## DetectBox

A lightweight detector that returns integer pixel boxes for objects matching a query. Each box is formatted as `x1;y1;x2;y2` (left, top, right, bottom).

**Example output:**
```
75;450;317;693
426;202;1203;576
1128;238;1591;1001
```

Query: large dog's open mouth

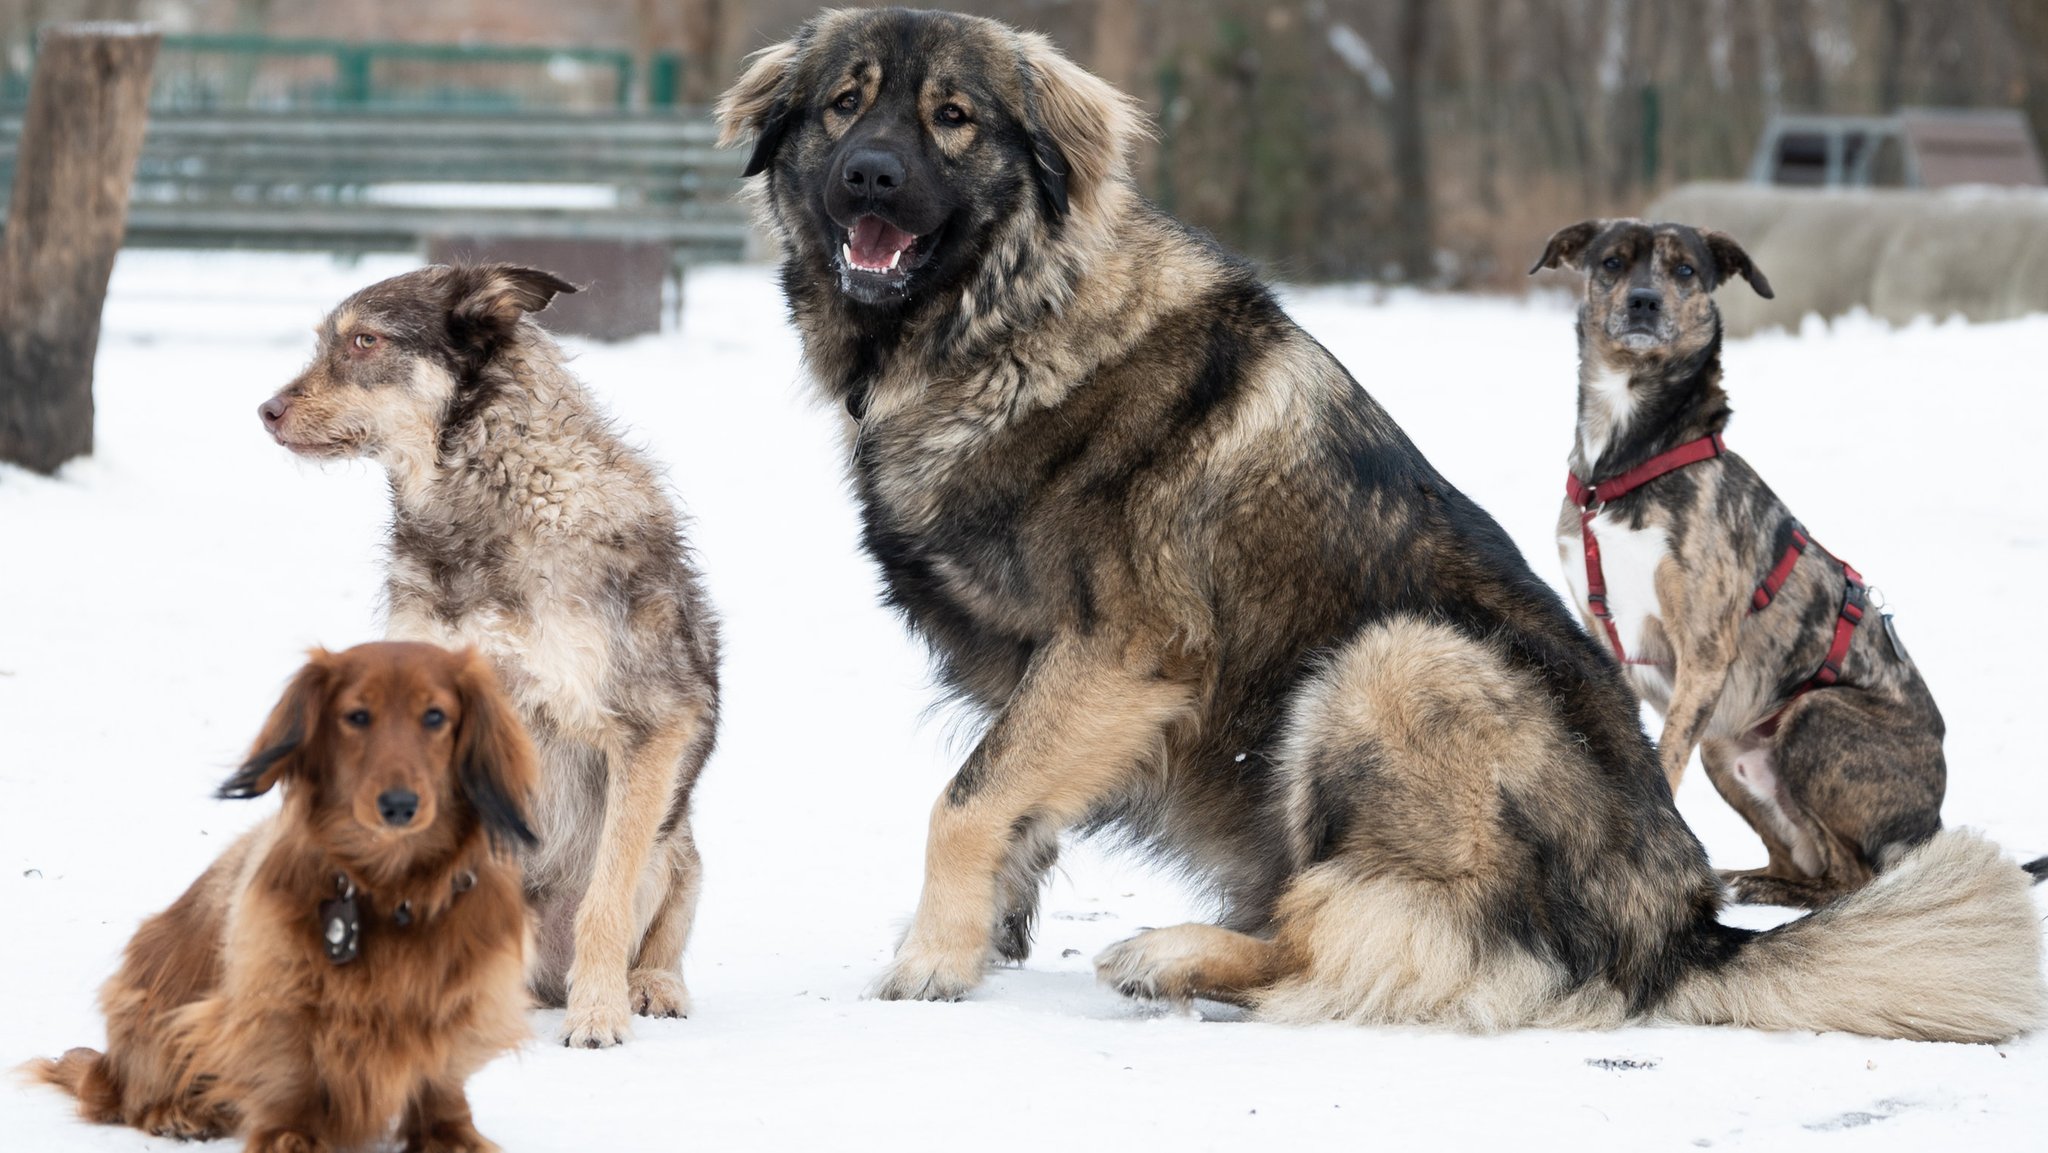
836;214;939;292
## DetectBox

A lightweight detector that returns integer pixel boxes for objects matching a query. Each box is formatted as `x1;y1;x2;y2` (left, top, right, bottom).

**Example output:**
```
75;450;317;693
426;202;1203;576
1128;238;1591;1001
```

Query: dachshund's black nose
377;790;419;827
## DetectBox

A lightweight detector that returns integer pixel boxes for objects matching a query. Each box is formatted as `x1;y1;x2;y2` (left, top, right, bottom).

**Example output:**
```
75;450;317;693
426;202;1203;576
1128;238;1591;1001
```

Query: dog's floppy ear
220;652;333;799
451;649;539;853
1529;220;1604;275
1015;30;1144;220
1702;229;1774;299
449;263;577;334
718;38;802;178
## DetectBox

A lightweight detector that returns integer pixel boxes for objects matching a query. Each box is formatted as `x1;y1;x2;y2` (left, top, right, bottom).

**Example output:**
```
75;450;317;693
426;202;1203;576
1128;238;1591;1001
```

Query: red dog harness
1566;433;1866;710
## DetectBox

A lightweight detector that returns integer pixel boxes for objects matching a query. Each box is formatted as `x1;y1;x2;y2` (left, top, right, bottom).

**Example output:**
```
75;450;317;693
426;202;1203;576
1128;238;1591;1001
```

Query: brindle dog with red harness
1531;218;1958;908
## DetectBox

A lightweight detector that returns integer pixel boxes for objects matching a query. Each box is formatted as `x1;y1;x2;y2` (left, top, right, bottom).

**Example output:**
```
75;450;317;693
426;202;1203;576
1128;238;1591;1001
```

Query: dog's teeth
885;248;902;271
842;243;854;268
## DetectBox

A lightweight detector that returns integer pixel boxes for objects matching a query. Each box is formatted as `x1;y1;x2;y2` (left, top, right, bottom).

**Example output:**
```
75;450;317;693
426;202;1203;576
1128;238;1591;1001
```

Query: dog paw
869;942;986;1002
1094;930;1194;1004
140;1101;231;1141
628;968;691;1019
560;990;632;1049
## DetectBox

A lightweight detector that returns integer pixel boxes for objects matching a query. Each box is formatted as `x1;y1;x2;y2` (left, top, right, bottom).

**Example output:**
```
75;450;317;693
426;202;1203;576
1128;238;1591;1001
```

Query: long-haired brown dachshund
30;642;538;1152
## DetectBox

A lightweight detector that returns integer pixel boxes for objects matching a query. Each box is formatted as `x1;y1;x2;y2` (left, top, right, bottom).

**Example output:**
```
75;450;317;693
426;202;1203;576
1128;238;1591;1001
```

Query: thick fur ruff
724;10;2047;1042
29;643;536;1150
260;264;721;1048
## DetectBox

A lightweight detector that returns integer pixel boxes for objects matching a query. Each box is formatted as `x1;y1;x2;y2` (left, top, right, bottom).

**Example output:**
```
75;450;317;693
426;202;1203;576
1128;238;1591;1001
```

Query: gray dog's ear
1702;230;1774;299
719;39;802;178
1016;30;1144;219
450;264;577;331
1529;220;1604;275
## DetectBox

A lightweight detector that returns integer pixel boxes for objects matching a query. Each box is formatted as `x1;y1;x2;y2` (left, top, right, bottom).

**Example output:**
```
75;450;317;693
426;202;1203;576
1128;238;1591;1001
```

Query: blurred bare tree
2;0;2038;285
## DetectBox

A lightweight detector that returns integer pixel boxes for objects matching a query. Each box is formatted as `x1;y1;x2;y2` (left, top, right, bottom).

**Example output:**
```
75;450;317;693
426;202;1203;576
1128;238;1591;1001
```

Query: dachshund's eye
831;90;860;113
344;709;371;728
1674;264;1695;279
422;708;446;730
935;103;968;126
351;332;379;351
1601;256;1624;272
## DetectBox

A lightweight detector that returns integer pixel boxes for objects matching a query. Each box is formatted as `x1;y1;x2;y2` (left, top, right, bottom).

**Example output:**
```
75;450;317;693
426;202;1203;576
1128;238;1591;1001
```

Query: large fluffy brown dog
258;265;721;1048
32;642;535;1152
719;7;2045;1039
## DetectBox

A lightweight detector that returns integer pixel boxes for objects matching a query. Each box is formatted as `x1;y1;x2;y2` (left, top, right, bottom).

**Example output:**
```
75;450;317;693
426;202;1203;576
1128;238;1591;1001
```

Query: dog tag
319;894;361;965
1882;612;1912;663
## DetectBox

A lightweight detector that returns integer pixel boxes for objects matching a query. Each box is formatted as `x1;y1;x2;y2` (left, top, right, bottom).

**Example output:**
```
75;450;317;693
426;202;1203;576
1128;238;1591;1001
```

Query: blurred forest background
4;0;2044;286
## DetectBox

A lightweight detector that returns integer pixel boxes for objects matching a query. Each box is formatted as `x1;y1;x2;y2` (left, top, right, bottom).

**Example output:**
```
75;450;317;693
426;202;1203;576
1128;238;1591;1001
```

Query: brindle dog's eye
352;333;379;350
1674;264;1695;278
832;91;860;113
936;104;968;126
345;709;371;727
422;708;446;729
1601;256;1624;272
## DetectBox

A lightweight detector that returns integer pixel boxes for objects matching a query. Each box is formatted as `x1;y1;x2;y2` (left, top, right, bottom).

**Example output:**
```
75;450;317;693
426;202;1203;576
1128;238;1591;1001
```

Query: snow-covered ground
3;253;2045;1151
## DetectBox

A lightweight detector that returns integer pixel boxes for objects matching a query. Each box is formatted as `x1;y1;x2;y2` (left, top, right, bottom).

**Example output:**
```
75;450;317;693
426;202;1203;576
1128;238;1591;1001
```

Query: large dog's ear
718;39;802;178
451;650;539;853
1015;31;1144;220
1702;230;1774;299
220;652;333;799
1529;220;1604;275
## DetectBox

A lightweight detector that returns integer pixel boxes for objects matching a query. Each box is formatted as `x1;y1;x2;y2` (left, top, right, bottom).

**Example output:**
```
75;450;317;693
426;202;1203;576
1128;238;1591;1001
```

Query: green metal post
1641;85;1660;186
336;44;370;106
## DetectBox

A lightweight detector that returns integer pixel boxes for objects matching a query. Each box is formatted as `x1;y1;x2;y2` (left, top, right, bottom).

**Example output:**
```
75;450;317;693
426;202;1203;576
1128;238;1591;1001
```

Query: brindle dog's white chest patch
1560;512;1672;684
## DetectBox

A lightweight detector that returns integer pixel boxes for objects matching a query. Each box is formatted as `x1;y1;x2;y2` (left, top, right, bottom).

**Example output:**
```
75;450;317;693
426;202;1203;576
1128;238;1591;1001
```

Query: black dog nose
1626;289;1662;314
377;790;419;827
841;147;906;198
258;396;290;428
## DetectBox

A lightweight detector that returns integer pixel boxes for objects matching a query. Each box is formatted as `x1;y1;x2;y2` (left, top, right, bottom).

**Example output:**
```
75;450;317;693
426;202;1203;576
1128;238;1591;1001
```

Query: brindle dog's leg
1701;736;1840;908
874;635;1193;1001
1653;565;1743;793
561;709;706;1047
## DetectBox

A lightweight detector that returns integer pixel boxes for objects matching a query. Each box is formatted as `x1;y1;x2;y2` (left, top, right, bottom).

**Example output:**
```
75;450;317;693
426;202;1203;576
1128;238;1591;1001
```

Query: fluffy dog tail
23;1047;121;1119
1660;829;2047;1042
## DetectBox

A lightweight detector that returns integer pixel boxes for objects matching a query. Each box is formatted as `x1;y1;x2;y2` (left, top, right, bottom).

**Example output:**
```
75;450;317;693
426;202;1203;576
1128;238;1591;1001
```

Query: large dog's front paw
247;1129;327;1153
628;967;691;1019
560;980;632;1048
870;941;986;1002
140;1099;232;1142
406;1120;501;1153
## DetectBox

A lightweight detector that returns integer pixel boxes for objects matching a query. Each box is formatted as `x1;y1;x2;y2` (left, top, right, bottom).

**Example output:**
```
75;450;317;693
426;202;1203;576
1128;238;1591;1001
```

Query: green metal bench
0;108;752;266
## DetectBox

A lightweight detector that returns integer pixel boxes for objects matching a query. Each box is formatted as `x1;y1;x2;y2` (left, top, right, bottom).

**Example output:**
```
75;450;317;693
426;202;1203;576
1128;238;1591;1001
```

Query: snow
3;253;2045;1151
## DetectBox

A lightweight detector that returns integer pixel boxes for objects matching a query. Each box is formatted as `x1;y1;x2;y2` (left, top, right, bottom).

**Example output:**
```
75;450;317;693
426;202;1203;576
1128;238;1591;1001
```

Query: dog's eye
344;709;371;728
1601;256;1624;272
422;708;446;730
352;333;379;351
1674;264;1695;279
831;91;860;113
935;103;968;126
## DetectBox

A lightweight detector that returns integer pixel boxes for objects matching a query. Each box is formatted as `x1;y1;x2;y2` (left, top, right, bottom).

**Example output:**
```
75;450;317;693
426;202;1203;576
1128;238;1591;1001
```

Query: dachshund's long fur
30;643;536;1152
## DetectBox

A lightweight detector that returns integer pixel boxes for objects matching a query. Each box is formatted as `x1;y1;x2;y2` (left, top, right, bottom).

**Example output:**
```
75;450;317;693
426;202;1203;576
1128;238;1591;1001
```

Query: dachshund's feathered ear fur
221;652;333;799
452;650;539;852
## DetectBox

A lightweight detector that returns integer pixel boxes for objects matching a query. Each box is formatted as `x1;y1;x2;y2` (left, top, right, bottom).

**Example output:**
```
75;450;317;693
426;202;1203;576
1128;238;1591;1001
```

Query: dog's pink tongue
849;215;916;269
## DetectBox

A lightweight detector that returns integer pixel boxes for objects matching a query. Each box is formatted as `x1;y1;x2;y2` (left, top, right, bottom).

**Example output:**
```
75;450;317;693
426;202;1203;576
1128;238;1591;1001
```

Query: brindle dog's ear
718;39;802;178
1016;30;1144;220
220;652;333;799
1529;220;1604;275
451;650;539;853
1702;230;1774;299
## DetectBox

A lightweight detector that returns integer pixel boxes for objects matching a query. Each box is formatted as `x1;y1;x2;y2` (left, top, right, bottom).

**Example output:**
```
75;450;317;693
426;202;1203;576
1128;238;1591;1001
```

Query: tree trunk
0;23;157;475
1388;0;1434;282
